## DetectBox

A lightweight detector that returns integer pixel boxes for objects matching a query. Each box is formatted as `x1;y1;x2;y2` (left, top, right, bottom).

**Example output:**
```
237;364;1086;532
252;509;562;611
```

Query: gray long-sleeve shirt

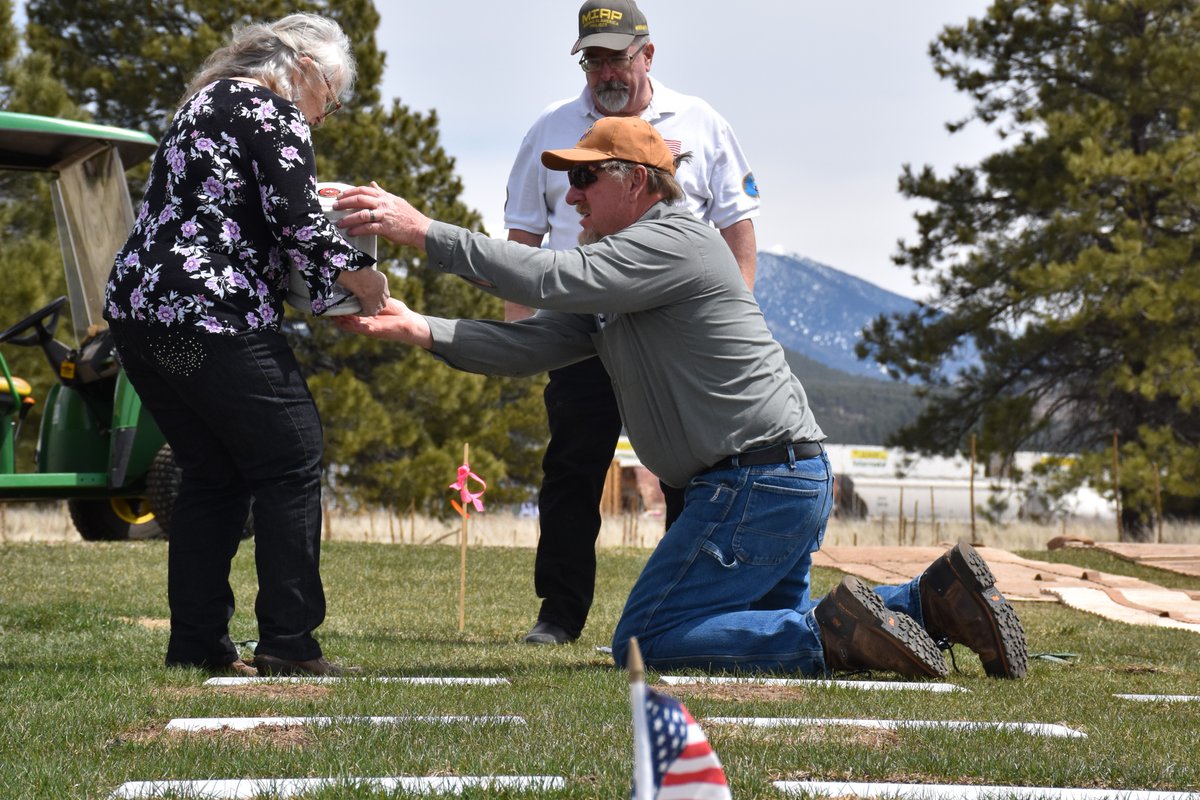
422;202;823;487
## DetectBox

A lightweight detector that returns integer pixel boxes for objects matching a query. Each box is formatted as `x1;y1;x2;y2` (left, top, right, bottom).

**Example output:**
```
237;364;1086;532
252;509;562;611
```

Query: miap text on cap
571;0;650;54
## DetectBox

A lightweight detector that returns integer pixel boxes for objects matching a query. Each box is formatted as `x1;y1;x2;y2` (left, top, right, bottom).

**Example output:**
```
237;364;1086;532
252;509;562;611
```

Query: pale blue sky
374;1;998;298
12;0;998;298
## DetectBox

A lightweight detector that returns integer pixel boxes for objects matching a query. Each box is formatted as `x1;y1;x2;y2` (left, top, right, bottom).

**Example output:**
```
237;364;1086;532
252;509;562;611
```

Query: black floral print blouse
105;79;374;334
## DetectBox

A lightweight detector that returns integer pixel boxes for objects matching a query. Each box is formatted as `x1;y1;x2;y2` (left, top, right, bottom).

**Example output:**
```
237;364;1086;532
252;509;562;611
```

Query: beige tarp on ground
812;544;1200;634
1093;542;1200;578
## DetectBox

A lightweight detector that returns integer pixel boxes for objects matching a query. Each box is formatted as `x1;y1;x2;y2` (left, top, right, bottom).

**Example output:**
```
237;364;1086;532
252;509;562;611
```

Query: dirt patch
117;616;170;630
210;683;334;701
110;721;315;749
666;683;815;703
721;723;902;750
777;767;939;785
1117;663;1176;675
107;722;170;749
154;683;334;702
176;724;316;748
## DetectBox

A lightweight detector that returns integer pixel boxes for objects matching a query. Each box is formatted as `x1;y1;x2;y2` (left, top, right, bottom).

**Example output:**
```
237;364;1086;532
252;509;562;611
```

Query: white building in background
610;438;1114;521
825;444;1114;522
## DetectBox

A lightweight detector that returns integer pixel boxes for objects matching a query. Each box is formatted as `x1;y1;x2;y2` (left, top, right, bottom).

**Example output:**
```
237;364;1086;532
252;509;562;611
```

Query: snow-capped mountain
754;251;923;381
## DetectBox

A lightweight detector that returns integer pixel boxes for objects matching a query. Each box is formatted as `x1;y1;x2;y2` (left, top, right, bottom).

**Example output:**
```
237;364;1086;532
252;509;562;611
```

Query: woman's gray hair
600;151;692;203
181;13;356;109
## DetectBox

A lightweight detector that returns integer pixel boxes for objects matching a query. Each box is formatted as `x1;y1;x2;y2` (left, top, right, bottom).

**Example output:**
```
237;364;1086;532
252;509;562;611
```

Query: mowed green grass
1;539;1198;799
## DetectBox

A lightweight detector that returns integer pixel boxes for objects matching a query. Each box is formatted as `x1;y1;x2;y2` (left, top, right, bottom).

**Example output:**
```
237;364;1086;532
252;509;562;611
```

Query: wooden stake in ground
970;434;979;545
1112;430;1123;541
448;444;486;632
627;638;654;800
1152;461;1163;544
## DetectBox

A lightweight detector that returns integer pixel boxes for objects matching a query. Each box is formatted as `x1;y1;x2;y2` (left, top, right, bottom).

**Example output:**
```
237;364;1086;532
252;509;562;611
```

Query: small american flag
633;685;732;799
663;138;682;156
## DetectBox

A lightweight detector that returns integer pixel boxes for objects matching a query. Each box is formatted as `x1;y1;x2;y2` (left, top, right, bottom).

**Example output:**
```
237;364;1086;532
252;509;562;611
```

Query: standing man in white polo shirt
504;0;761;645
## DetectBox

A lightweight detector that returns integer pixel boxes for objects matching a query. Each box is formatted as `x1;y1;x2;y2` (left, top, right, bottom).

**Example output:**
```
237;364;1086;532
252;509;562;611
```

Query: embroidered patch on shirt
743;172;760;198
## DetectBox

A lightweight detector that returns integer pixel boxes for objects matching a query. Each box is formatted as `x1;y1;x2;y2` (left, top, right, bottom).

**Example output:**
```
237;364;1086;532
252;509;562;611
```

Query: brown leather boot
165;657;258;677
920;542;1028;678
253;654;361;677
816;576;948;679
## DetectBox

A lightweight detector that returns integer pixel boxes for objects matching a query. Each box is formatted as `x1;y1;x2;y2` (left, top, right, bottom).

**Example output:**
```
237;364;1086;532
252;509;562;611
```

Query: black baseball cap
571;0;650;55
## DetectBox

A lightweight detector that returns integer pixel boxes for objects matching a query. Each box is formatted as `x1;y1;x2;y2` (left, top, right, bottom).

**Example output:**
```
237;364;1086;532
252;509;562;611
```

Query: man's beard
578;228;603;245
577;204;603;245
594;80;630;114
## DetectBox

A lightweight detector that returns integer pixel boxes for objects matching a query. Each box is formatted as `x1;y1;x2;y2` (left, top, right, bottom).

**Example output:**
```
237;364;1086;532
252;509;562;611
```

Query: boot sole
944;543;1029;678
827;577;949;678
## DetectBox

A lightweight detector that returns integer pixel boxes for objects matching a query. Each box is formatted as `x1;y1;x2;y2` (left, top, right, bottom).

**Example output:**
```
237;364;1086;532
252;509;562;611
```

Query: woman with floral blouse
104;12;387;677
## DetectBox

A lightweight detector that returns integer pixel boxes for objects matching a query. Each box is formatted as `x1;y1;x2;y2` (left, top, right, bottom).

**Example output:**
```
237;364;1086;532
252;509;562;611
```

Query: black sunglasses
567;165;600;190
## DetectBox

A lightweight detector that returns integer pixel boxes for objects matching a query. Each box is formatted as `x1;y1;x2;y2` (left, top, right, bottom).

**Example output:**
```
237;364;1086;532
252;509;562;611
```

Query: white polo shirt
504;77;760;250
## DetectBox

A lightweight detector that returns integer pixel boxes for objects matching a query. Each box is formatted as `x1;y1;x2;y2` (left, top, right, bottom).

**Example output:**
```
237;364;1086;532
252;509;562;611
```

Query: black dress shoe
253;654;360;676
523;620;576;645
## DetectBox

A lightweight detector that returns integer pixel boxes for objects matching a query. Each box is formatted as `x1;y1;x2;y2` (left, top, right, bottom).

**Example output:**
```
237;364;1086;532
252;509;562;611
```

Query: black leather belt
707;440;823;472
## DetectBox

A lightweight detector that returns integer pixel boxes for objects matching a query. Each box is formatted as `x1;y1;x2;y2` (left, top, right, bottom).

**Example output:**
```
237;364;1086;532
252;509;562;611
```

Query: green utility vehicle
0;110;183;540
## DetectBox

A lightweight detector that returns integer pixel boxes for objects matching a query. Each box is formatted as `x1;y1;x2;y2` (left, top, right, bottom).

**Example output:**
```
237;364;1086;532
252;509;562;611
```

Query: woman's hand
335;266;389;316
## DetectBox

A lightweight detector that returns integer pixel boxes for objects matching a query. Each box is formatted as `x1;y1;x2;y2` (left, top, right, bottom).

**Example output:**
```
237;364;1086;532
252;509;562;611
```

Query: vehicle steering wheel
0;296;68;347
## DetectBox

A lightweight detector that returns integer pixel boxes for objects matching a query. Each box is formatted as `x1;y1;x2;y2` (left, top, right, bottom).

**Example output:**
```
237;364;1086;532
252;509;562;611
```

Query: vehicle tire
146;445;254;540
68;497;159;541
146;445;182;538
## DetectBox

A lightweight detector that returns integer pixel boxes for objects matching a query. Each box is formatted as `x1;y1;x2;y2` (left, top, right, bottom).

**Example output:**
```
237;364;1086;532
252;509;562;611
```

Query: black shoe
920;541;1028;678
253;654;360;677
523;621;576;645
816;576;948;679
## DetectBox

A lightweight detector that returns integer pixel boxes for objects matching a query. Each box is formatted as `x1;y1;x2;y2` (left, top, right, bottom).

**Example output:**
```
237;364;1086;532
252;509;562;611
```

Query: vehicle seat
70;327;120;385
1;375;34;415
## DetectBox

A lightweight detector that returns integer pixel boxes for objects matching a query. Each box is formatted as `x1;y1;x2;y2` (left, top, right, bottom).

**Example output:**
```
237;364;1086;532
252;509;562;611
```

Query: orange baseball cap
541;116;675;174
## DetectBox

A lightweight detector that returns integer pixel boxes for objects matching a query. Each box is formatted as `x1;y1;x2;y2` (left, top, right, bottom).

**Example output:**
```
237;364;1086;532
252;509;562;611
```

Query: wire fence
4;501;1198;550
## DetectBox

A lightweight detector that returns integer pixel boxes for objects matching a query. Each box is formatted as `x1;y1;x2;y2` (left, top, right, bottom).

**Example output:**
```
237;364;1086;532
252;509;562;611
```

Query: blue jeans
611;452;923;675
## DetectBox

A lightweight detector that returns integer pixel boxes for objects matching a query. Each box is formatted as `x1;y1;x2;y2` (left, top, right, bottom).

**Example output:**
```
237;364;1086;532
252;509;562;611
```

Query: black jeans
111;323;326;666
535;357;683;638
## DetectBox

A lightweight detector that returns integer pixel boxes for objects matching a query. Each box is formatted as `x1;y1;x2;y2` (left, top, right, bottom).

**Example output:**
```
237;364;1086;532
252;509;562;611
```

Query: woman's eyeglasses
320;73;342;118
303;55;342;121
567;165;600;190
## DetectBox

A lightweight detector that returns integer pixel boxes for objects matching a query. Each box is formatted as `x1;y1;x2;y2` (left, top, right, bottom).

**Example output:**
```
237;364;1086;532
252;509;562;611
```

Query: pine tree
0;0;15;67
19;0;547;512
857;0;1200;539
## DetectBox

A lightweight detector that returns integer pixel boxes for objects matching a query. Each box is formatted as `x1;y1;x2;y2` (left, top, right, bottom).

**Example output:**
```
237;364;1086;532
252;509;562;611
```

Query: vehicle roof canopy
0;110;157;172
0;111;156;341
